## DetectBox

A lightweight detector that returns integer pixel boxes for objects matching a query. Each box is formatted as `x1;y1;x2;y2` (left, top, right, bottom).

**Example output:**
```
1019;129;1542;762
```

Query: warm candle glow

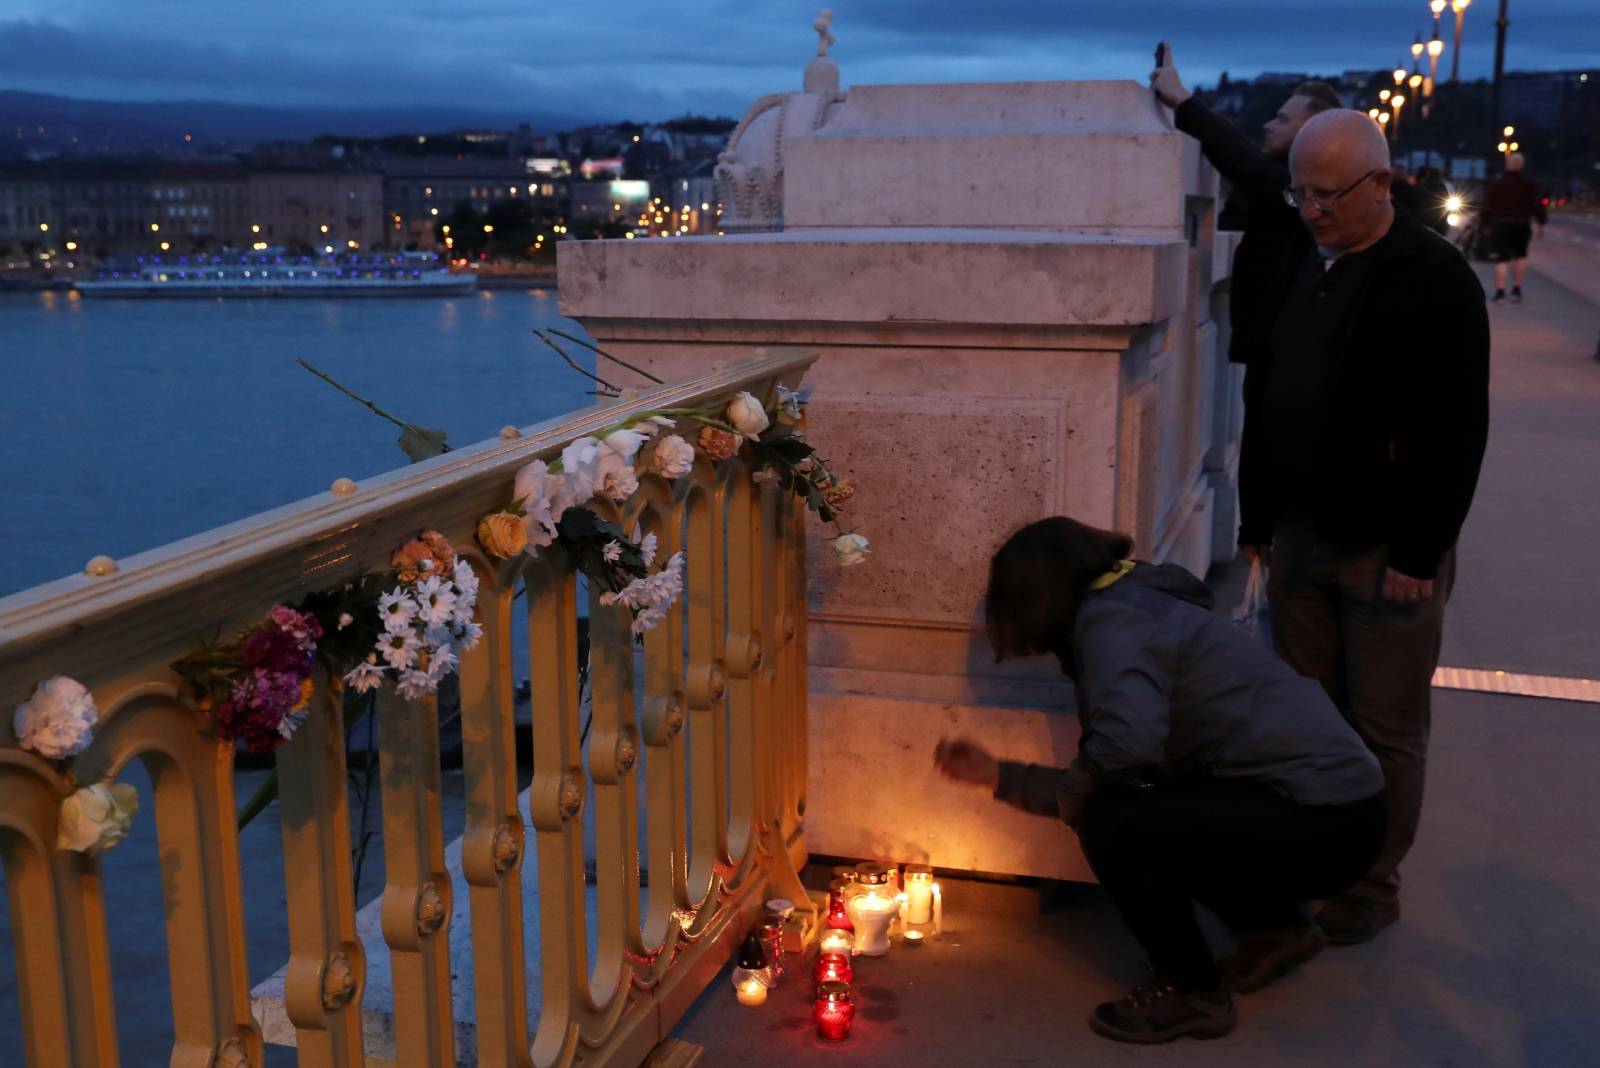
736;977;768;1006
902;929;926;947
932;883;944;934
813;982;856;1041
904;865;934;924
814;951;855;986
846;886;899;956
819;928;855;956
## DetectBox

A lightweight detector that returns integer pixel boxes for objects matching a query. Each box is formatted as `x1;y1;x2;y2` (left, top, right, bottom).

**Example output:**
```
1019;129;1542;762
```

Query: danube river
1;287;593;598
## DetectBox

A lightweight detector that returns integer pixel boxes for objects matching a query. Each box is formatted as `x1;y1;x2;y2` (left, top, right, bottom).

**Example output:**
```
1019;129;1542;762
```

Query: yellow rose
477;511;528;559
58;782;139;857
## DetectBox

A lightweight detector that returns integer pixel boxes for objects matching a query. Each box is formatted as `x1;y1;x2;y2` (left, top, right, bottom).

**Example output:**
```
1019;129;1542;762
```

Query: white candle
819;928;855;956
904;869;934;925
735;977;768;1006
846;888;899;956
932;882;943;934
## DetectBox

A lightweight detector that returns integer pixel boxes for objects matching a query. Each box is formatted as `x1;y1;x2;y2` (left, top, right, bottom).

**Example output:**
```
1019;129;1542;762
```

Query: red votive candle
813;981;856;1041
825;888;855;933
813;951;854;987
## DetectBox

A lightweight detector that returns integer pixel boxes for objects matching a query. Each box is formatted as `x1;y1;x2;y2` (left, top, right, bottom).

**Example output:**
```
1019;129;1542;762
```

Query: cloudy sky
2;1;1595;121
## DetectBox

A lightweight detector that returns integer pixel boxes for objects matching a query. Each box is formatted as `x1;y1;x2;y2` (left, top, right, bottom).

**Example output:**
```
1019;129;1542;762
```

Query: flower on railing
339;531;482;699
173;605;323;753
11;675;100;760
58;781;139;857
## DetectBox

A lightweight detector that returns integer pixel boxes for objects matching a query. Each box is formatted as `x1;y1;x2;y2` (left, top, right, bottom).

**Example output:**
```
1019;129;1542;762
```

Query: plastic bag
1232;557;1274;650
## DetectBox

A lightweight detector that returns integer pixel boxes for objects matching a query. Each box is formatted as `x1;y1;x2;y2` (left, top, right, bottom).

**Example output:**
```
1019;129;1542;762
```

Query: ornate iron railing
0;350;818;1067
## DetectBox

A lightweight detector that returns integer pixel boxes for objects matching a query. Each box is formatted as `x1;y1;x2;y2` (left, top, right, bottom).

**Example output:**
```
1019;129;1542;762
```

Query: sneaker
1316;894;1400;945
1511;286;1523;302
1492;290;1506;304
1089;969;1236;1045
1219;923;1326;993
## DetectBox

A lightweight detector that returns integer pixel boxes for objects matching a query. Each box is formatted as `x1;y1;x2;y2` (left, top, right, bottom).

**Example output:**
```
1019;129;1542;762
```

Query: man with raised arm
1149;44;1343;379
1240;109;1490;945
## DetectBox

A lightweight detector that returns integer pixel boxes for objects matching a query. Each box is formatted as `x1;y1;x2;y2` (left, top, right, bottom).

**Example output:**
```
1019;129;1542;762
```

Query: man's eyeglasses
1283;170;1382;212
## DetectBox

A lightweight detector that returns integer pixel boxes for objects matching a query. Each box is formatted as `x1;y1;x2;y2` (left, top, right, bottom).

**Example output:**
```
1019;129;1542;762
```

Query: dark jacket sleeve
1173;97;1290;200
1386;250;1491;579
994;757;1099;827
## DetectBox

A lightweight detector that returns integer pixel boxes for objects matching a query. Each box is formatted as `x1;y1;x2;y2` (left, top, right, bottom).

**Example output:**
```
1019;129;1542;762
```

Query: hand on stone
1149;43;1192;109
1382;566;1435;604
934;737;999;790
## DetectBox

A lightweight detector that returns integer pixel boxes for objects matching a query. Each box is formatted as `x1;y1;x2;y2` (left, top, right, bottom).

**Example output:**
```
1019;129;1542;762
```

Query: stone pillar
559;71;1234;881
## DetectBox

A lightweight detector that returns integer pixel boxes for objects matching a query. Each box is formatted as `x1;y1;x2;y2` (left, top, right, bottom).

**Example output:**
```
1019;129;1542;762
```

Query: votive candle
735;977;768;1006
932;882;943;934
903;864;934;925
819;928;855;956
813;981;856;1041
813;951;854;986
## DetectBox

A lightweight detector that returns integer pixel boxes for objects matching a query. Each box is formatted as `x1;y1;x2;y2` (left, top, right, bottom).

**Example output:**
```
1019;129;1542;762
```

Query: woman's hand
934;737;1000;790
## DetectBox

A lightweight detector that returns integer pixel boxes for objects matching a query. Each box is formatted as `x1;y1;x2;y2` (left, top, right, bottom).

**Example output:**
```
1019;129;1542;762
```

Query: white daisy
414;575;458;627
378;589;419;634
343;658;386;693
377;630;422;671
397;669;435;701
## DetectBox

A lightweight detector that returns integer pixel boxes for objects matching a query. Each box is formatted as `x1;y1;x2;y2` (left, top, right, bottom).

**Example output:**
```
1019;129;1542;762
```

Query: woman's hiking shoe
1219;923;1327;993
1317;893;1400;945
1089;970;1236;1044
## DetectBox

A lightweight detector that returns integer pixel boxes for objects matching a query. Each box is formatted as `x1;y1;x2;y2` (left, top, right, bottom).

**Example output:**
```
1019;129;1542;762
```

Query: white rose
12;675;99;760
651;434;695;479
57;782;138;857
595;450;639;502
831;533;871;567
725;391;771;440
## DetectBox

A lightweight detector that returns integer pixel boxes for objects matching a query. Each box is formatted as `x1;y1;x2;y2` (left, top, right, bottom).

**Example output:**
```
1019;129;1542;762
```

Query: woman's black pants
1076;779;1386;991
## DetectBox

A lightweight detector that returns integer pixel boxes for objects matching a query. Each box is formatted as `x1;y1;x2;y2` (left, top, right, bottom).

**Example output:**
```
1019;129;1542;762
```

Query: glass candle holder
731;932;769;1005
813;951;854;987
903;864;934;925
813;981;856;1041
755;915;787;986
825;885;855;933
819;927;855;957
845;876;898;957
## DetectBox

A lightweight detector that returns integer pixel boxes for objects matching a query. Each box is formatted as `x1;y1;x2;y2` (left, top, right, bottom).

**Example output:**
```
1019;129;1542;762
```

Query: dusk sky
3;1;1596;121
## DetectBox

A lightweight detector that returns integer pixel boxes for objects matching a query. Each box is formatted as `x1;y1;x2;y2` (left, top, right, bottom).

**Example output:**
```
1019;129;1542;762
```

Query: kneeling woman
935;517;1384;1044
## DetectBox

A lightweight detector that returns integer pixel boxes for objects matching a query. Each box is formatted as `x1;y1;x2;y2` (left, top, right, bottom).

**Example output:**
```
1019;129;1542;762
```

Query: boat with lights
74;249;476;297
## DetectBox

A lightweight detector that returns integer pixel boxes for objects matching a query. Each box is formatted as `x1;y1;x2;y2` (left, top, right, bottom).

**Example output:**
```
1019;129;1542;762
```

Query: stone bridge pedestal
560;74;1241;882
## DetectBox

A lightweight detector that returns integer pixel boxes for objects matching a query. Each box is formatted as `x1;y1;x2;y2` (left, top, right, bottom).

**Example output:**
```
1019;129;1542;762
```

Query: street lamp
1392;93;1408;140
1412;34;1425;61
1380;88;1393;103
1450;0;1471;84
1502;124;1516;138
1431;0;1448;17
1393;66;1408;86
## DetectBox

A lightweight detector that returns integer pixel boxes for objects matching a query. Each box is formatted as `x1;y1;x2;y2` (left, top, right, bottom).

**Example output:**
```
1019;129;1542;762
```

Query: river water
0;287;593;598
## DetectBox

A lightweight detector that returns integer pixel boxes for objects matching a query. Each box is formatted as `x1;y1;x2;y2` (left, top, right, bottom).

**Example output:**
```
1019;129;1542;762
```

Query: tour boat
74;250;477;298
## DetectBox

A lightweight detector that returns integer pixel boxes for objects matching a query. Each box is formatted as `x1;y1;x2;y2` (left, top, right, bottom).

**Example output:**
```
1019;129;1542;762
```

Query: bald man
1483;152;1548;302
1237;110;1489;947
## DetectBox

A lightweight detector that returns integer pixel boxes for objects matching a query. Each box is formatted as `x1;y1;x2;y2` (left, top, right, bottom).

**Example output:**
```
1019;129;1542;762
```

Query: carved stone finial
813;9;835;57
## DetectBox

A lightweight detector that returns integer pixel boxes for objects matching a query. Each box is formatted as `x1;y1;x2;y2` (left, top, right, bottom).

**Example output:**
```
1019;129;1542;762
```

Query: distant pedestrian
937;516;1385;1045
1240;110;1490;946
1483;153;1548;303
1148;44;1342;371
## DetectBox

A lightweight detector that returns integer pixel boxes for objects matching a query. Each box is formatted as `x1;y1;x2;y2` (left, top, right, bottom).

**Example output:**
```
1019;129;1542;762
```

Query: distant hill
0;89;583;156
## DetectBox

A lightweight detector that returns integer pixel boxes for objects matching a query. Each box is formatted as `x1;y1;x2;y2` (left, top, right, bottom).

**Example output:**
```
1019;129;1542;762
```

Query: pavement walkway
674;260;1600;1066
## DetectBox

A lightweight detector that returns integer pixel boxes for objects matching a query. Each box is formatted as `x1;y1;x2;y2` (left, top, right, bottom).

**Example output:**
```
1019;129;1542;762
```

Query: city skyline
3;1;1596;123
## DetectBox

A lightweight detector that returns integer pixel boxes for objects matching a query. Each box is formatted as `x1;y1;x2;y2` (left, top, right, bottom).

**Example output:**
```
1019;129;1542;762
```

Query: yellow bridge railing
0;350;818;1067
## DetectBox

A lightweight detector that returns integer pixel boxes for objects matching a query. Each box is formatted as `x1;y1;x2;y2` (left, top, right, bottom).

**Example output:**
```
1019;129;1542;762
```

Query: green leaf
398;423;450;463
237;771;279;830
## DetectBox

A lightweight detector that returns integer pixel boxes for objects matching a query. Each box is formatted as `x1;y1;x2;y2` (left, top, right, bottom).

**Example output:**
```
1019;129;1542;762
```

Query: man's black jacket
1238;212;1490;581
1174;96;1308;367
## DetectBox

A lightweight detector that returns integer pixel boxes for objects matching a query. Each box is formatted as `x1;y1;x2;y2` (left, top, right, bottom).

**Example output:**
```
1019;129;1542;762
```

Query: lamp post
1450;0;1471;84
1392;93;1408;142
1490;0;1510;133
1427;30;1445;96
